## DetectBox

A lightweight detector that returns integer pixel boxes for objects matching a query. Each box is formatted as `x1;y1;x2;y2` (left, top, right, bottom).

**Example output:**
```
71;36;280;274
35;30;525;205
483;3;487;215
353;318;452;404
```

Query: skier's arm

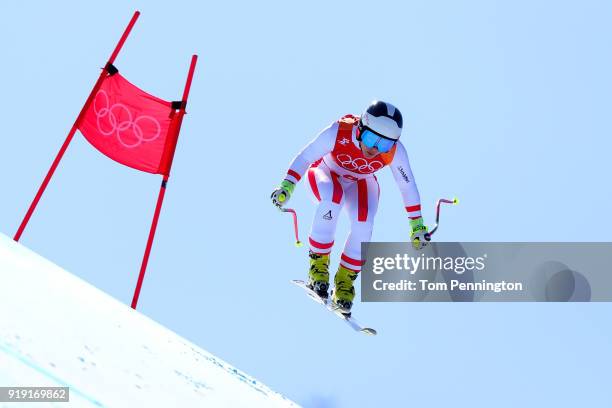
390;141;422;216
271;123;336;208
389;142;429;249
283;123;337;184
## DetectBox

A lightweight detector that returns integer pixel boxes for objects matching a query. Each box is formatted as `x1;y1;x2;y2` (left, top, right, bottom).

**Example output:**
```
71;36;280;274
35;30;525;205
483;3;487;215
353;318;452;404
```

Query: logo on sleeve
398;167;410;183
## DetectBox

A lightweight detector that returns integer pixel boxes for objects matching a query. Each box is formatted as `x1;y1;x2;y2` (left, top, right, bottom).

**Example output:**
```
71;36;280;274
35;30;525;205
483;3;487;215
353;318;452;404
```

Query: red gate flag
78;71;178;175
14;10;198;310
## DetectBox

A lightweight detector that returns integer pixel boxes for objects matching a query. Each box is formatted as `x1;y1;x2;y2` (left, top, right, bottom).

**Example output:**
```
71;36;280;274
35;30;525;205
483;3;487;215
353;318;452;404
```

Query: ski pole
428;197;459;237
280;207;303;247
279;197;456;247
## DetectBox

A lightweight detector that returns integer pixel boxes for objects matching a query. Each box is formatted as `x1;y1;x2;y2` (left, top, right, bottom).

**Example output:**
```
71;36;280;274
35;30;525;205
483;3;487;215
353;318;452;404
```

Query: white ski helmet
359;100;403;141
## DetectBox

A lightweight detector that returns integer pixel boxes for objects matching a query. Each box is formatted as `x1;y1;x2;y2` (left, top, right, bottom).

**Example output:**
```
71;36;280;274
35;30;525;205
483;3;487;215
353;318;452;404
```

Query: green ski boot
332;265;358;315
307;251;330;299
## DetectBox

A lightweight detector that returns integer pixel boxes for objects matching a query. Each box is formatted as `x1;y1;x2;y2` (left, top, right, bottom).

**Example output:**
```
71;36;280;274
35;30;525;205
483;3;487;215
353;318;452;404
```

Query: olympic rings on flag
93;90;162;148
335;154;383;174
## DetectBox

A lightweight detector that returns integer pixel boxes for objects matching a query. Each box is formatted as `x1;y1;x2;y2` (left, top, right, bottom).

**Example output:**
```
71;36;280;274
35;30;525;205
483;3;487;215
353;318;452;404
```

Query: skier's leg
308;162;344;253
306;161;345;297
333;176;380;311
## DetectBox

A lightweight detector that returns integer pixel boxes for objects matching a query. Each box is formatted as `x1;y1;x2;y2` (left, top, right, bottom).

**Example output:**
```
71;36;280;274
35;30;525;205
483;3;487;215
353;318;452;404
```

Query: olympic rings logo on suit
93;90;162;148
335;153;383;174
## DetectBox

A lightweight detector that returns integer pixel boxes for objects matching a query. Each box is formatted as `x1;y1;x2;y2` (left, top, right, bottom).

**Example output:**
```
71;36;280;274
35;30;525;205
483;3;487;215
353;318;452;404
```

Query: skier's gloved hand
410;217;430;250
271;180;295;208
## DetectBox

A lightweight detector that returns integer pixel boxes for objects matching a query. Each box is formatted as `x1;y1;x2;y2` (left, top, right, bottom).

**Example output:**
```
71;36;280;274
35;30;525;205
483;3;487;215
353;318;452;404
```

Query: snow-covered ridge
0;233;297;407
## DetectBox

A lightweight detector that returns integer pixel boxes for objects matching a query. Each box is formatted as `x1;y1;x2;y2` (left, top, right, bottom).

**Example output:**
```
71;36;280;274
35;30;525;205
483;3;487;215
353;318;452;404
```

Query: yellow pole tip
295;241;303;247
453;197;459;205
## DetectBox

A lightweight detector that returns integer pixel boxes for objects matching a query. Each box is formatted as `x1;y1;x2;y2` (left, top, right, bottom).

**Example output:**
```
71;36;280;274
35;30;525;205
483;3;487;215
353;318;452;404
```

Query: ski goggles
360;129;396;153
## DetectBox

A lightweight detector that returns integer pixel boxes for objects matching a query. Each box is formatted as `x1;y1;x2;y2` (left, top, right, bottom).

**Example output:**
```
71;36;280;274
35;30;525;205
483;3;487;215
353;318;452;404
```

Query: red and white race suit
284;115;423;273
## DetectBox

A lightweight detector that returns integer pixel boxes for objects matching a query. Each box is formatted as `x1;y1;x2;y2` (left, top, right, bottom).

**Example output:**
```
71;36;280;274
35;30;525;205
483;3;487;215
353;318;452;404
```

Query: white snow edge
0;233;298;408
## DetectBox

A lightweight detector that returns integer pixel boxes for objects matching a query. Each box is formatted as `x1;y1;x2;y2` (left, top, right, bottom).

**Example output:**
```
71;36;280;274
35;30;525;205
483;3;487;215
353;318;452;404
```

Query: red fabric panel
331;172;343;204
406;204;422;213
341;253;364;267
357;178;368;221
287;169;301;181
308;168;321;201
336;118;353;142
79;73;174;174
309;237;334;250
330;115;389;175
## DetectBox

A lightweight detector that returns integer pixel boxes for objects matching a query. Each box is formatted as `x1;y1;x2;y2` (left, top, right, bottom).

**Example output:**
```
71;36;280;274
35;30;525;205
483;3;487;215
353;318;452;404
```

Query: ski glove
271;180;295;208
410;217;430;250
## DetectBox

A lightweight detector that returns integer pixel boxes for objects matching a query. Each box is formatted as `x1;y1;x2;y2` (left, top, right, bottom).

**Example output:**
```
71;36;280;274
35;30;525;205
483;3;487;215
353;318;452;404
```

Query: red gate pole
14;11;141;242
131;55;198;310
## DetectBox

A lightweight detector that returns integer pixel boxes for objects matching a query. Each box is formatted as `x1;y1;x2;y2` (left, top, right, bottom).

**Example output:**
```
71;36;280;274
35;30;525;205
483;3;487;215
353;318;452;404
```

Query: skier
271;101;429;314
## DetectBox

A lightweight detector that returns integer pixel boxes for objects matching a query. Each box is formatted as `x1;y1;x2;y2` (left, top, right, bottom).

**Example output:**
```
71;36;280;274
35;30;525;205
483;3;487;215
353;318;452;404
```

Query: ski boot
307;251;330;299
332;265;358;316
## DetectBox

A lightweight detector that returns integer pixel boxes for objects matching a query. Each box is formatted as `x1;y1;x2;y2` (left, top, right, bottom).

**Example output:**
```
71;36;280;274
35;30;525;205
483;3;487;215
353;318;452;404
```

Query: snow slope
0;233;297;407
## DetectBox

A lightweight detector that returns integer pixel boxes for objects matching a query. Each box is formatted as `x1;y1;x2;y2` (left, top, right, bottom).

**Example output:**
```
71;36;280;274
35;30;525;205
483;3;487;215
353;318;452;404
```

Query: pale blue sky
1;1;611;407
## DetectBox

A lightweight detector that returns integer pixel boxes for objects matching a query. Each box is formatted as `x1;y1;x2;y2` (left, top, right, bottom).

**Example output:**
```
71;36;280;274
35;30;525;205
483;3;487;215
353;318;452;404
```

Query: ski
291;280;377;336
